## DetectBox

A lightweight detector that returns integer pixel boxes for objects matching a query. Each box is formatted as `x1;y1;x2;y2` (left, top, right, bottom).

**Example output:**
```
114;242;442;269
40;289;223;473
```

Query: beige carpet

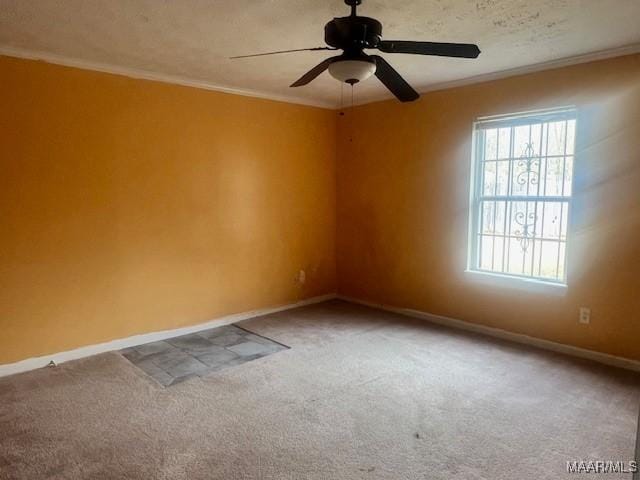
1;300;638;479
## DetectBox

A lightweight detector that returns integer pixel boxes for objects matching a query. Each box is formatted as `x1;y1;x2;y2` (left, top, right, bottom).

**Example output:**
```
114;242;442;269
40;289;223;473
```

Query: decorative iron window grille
468;107;577;284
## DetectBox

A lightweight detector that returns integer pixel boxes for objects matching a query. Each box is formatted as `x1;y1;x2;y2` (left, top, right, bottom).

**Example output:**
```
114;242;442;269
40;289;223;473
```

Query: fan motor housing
324;16;382;52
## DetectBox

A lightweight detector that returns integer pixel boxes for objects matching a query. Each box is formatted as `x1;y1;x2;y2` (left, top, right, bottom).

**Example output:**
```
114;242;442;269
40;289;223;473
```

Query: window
468;107;577;285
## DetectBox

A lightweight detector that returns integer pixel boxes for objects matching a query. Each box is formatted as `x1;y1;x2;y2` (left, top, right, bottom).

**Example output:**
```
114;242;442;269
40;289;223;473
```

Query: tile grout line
232;324;291;350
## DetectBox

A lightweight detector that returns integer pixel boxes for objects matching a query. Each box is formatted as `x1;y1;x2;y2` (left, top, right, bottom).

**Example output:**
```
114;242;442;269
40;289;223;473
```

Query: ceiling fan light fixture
328;59;376;84
232;0;481;102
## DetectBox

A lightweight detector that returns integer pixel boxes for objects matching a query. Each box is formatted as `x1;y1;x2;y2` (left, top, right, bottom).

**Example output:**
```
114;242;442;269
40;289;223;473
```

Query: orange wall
0;56;336;364
337;54;640;361
3;53;639;366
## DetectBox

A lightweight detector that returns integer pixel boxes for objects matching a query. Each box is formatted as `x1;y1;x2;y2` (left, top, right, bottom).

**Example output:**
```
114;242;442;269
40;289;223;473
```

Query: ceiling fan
231;0;481;102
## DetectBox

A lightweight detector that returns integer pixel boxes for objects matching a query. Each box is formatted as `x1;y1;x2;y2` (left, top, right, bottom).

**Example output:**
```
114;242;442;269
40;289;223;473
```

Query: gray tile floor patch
120;325;288;387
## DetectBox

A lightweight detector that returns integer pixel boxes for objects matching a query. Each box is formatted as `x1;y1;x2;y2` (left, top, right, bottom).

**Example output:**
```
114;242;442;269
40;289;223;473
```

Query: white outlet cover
579;307;591;324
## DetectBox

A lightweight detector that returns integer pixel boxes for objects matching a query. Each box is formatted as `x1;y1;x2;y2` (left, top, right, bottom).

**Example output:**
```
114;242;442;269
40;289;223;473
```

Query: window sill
464;269;568;296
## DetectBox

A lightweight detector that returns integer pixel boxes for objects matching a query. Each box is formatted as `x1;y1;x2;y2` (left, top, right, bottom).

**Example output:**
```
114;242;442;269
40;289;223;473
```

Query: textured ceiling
1;0;639;107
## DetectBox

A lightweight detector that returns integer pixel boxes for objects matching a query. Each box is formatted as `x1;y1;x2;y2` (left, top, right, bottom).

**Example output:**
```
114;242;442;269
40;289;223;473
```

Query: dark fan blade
377;41;480;58
290;56;338;87
371;55;419;102
230;47;334;59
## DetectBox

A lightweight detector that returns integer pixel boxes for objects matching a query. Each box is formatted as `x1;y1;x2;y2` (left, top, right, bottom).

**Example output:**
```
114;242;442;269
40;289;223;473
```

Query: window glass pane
496;161;510;196
513;125;530;159
480;235;493;270
497;127;511;160
530;123;542;157
563;156;573;197
493;236;505;272
481;201;495;234
566;119;576;155
531;238;542;277
493;201;506;235
544;157;564;196
560;203;569;240
542;202;563;239
557;243;567;280
522;235;535;275
539;240;560;279
511;168;533;197
547;121;567;156
484;129;497;160
511;159;527;196
505;237;525;275
482;161;496;196
508;201;536;239
540;123;548;158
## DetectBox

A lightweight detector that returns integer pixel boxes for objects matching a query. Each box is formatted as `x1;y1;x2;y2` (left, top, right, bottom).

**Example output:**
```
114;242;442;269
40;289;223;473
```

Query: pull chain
349;83;354;142
351;82;354;109
338;81;355;141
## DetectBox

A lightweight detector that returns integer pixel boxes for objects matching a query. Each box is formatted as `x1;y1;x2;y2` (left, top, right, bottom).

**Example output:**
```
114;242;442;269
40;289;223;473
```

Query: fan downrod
344;0;362;16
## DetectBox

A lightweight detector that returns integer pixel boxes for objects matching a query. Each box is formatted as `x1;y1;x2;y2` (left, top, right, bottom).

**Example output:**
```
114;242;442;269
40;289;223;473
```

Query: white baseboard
5;293;637;378
337;295;640;373
0;293;337;378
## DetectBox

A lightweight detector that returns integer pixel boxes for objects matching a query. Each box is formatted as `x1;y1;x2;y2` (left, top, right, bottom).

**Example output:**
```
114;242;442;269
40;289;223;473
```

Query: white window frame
467;107;577;287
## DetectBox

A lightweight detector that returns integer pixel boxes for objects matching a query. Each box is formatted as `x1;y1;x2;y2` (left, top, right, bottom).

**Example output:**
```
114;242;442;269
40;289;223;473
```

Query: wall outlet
297;270;306;285
579;307;591;324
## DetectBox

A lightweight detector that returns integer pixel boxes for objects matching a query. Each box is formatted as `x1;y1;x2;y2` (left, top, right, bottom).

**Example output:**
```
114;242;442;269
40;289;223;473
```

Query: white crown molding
0;45;336;110
352;43;640;107
337;295;640;372
0;293;337;378
2;43;639;111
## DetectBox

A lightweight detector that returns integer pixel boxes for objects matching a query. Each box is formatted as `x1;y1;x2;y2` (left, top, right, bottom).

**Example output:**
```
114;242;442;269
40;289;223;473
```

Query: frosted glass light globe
328;60;376;84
